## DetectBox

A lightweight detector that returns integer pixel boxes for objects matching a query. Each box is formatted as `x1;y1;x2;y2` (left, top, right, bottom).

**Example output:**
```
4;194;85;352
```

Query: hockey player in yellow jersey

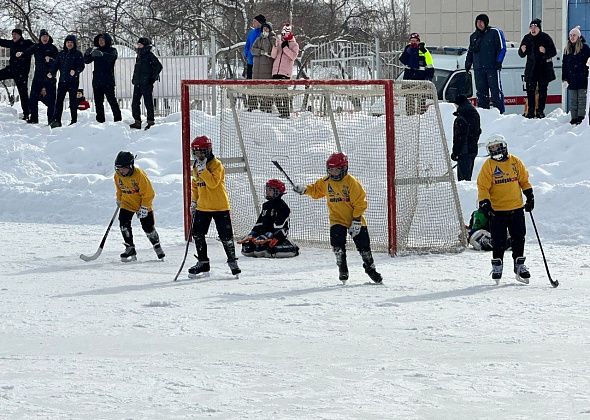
293;152;382;284
477;135;534;284
188;136;240;278
114;151;165;262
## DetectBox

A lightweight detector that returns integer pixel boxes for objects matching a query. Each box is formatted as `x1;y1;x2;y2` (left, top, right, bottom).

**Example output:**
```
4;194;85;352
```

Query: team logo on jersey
327;184;335;195
493;166;504;178
118;178;140;194
327;182;350;203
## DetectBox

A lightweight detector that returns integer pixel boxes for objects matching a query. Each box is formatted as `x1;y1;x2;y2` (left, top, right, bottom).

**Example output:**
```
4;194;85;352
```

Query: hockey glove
523;188;534;212
116;199;121;207
195;159;207;173
91;49;104;57
479;199;493;218
293;184;306;195
190;201;197;213
348;218;362;238
137;206;149;219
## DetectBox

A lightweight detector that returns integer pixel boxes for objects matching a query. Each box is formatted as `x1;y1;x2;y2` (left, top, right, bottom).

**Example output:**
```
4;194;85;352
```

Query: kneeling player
239;179;299;258
293;152;382;284
114;151;165;262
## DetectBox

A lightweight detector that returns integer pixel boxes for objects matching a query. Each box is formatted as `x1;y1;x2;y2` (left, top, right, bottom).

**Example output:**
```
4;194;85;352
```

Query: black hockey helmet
115;151;135;176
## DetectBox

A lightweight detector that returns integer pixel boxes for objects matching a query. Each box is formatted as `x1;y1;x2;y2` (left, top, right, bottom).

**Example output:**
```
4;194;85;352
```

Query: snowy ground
1;103;590;417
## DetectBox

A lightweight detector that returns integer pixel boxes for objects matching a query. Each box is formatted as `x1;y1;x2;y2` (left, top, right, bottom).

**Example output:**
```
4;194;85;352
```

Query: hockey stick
271;160;296;188
80;205;120;262
173;209;197;281
529;212;559;288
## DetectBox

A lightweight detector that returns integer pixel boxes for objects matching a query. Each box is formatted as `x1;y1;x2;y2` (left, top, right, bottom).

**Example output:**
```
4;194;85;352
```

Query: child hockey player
239;179;299;258
477;135;534;284
114;151;165;262
293;152;382;284
188;135;241;278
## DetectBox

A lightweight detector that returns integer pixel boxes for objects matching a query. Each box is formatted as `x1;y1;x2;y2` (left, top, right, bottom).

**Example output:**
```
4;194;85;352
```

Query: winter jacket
271;37;299;78
132;45;163;86
477;155;532;212
50;36;85;85
114;166;155;212
0;36;34;78
452;100;481;156
304;173;367;228
518;32;557;83
191;156;230;212
399;43;434;80
244;27;262;65
249;197;291;242
251;33;276;79
23;37;58;82
77;97;90;110
84;33;118;87
465;24;506;71
562;40;590;90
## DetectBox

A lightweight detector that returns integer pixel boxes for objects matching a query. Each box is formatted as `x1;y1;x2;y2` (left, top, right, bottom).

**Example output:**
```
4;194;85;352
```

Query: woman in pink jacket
271;24;300;118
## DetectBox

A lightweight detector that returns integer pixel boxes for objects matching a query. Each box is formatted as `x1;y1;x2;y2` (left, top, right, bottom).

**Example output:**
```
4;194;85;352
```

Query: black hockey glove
523;188;534;212
479;199;493;218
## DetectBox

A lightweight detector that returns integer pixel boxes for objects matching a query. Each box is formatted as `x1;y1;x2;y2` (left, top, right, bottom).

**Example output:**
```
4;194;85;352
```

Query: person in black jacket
562;26;590;124
130;37;162;130
84;33;122;123
48;34;85;128
238;179;299;258
20;29;58;124
465;14;507;113
0;29;34;120
518;19;557;119
451;95;481;181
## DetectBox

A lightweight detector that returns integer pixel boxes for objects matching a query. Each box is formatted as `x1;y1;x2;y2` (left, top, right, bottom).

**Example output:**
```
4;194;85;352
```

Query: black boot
144;120;155;130
333;247;349;283
120;243;137;262
129;120;141;129
188;259;210;278
49;120;62;128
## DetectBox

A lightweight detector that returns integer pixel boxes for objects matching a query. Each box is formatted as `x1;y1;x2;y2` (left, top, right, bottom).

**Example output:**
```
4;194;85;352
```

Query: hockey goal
180;79;466;255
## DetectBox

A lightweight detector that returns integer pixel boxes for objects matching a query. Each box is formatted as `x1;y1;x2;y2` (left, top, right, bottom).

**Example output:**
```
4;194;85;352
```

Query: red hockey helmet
326;152;348;180
191;135;212;160
265;178;286;199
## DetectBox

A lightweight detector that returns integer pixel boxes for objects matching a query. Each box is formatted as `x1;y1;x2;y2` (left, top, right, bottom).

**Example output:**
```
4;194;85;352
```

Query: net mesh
183;80;466;255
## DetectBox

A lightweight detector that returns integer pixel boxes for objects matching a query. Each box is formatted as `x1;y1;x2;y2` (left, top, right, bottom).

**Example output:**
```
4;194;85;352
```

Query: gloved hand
85;46;94;55
195;159;207;173
190;201;197;213
116;199;121;207
281;40;289;49
137;206;149;219
91;49;103;57
523;188;534;212
496;62;502;70
418;42;427;53
293;184;306;195
479;199;493;218
451;153;458;161
348;218;362;238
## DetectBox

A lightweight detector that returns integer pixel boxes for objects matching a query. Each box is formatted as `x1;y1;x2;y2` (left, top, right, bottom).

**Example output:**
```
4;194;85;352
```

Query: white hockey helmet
486;134;508;161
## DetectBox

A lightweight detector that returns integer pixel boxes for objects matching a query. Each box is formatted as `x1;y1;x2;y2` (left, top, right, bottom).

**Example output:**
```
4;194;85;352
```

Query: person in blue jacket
465;14;507;114
244;14;265;79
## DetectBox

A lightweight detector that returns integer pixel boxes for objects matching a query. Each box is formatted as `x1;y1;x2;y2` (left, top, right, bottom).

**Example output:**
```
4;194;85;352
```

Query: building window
532;0;542;20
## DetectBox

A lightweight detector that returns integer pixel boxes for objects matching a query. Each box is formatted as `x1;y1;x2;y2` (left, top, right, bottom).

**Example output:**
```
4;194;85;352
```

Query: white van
426;46;563;115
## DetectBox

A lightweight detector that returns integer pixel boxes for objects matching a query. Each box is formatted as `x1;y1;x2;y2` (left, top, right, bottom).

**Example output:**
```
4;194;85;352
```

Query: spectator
248;22;275;111
271;23;299;118
518;18;557;119
130;37;163;130
465;14;507;113
399;32;434;115
244;14;265;79
48;34;85;128
562;26;590;124
84;33;122;123
77;89;90;110
451;94;481;181
0;28;34;120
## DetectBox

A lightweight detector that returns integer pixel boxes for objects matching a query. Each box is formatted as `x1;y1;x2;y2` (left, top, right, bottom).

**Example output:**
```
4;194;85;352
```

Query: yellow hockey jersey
477;155;532;211
114;167;155;212
191;157;230;212
304;173;367;227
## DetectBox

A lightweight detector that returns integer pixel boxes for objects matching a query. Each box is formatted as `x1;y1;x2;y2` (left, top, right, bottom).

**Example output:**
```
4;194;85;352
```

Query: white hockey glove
348;218;362;238
116;199;121;207
293;184;306;195
195;159;207;173
137;206;149;219
190;201;197;213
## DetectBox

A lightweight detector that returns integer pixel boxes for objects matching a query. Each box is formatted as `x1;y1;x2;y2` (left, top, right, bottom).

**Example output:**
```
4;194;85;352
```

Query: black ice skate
491;258;503;284
514;256;530;284
339;265;349;284
228;259;241;277
364;265;383;284
188;260;210;278
120;244;137;262
153;243;165;260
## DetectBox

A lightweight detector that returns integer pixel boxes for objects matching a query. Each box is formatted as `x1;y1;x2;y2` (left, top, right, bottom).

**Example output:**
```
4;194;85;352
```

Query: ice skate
514;256;530;284
188;260;210;279
365;265;383;284
228;259;241;278
153;244;165;260
120;244;137;262
339;266;349;284
491;258;503;285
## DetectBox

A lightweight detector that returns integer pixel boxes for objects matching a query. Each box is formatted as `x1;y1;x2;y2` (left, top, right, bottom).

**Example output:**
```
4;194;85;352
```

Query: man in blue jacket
465;14;507;113
244;14;265;79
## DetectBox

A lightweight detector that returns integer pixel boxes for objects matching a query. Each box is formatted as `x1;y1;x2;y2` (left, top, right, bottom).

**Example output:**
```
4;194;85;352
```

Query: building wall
410;0;563;50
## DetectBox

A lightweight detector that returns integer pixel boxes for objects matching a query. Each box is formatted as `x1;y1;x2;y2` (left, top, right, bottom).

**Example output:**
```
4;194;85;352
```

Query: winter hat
530;18;542;30
281;24;293;40
39;29;49;37
12;28;22;37
453;94;469;106
254;14;266;25
409;32;420;42
261;22;273;32
137;37;151;46
475;14;489;28
569;26;581;38
77;89;84;94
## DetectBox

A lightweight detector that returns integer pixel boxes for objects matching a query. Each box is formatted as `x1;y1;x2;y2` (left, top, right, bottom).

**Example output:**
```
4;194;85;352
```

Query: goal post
180;79;466;256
